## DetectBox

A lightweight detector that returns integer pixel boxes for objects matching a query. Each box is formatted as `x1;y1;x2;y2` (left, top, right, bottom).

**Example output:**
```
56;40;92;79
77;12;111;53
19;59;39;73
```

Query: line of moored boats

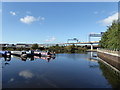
0;50;56;58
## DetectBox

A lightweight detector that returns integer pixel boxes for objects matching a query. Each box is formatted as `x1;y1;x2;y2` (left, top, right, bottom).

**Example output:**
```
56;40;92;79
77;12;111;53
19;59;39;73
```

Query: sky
0;2;2;44
1;0;119;2
1;2;118;44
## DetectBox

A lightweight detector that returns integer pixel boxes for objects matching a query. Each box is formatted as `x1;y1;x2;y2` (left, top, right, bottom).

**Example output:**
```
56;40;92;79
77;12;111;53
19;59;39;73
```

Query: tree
31;43;39;50
39;47;45;51
65;44;76;53
46;44;87;53
99;20;120;50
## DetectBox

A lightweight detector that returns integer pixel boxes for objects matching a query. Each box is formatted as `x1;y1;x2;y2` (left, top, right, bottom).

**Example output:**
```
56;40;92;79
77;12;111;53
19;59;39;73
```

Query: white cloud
19;70;34;79
20;15;45;24
20;16;36;24
10;11;16;16
99;12;118;25
45;36;56;42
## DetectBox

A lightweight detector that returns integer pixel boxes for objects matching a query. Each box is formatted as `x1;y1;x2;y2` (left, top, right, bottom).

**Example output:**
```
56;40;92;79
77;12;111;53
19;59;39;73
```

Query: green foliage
3;47;14;51
99;21;120;50
39;47;45;51
47;44;87;53
3;47;30;51
31;43;39;50
3;44;87;53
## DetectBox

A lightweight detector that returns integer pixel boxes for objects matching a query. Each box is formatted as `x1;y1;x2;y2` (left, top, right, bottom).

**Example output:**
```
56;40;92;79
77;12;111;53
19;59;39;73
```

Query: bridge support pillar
90;51;93;57
90;44;93;51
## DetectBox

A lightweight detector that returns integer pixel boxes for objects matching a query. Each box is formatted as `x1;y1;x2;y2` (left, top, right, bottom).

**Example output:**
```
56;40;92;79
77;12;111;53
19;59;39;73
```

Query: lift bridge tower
66;38;79;46
67;38;79;43
89;32;104;50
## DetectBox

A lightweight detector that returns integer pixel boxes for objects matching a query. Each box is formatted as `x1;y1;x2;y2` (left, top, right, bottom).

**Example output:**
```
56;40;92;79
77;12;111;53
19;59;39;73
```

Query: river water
1;52;120;88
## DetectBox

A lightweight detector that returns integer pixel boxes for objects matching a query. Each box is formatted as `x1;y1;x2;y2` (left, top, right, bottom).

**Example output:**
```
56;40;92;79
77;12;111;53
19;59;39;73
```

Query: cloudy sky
2;2;118;44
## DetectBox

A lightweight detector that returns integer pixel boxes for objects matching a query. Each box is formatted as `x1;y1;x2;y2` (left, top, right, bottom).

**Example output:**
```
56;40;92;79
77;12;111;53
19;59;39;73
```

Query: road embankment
97;49;120;74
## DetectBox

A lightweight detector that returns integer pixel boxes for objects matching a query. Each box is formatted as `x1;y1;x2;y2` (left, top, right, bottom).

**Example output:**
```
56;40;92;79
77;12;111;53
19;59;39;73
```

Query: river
1;52;120;88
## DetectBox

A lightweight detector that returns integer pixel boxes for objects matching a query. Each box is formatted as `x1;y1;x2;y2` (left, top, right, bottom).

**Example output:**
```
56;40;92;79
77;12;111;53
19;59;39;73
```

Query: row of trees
31;44;87;53
3;47;30;51
99;21;120;50
3;44;87;53
2;44;40;51
47;44;87;53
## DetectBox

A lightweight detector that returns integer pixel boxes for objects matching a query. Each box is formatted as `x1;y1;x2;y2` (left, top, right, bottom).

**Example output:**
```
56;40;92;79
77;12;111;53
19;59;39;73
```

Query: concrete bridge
61;32;102;50
59;41;99;50
64;41;99;44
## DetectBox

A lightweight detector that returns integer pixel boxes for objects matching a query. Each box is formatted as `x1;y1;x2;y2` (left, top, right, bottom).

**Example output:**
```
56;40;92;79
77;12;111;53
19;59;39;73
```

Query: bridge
59;41;99;51
64;41;99;44
61;32;103;50
1;32;103;51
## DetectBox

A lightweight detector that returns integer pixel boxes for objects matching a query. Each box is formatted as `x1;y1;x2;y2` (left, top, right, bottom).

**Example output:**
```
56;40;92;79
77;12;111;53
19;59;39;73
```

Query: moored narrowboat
0;51;11;57
34;50;55;57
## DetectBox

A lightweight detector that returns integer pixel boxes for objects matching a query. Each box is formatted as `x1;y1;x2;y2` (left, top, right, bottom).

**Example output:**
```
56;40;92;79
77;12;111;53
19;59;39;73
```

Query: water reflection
8;78;14;83
88;52;98;61
2;52;120;88
33;56;56;62
19;70;34;79
86;52;99;69
99;61;120;89
11;55;56;62
2;57;11;67
4;57;11;61
4;62;10;66
2;55;56;68
21;57;27;61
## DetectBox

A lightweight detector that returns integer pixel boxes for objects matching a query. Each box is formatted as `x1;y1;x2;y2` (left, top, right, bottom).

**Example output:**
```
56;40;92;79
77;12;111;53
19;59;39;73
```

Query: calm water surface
2;52;120;88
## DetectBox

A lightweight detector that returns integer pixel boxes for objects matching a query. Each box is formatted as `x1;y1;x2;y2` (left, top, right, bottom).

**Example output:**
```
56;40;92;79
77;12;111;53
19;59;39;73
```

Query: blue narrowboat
0;51;11;57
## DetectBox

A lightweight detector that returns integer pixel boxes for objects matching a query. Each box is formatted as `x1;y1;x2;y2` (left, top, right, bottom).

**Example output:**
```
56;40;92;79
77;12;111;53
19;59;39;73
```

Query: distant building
0;43;60;48
0;44;9;47
5;44;16;48
38;44;57;47
16;44;30;48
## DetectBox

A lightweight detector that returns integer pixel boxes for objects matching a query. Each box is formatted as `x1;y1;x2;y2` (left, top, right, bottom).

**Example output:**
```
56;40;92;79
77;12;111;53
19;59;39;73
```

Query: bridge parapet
97;48;120;57
97;48;120;73
64;41;99;44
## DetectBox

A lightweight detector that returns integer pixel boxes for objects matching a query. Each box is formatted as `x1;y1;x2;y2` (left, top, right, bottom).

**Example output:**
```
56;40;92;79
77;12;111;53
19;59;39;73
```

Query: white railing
97;48;120;57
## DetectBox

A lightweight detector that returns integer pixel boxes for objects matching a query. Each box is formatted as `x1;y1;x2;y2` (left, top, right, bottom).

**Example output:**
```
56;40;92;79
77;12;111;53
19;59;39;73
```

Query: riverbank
97;48;120;76
87;49;97;52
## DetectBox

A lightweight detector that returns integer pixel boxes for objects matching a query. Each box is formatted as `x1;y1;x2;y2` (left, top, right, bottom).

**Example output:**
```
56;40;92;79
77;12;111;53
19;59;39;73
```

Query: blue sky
0;2;2;43
2;2;118;44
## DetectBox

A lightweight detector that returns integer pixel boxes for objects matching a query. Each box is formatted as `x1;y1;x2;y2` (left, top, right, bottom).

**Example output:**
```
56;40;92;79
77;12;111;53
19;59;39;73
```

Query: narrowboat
0;51;11;57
